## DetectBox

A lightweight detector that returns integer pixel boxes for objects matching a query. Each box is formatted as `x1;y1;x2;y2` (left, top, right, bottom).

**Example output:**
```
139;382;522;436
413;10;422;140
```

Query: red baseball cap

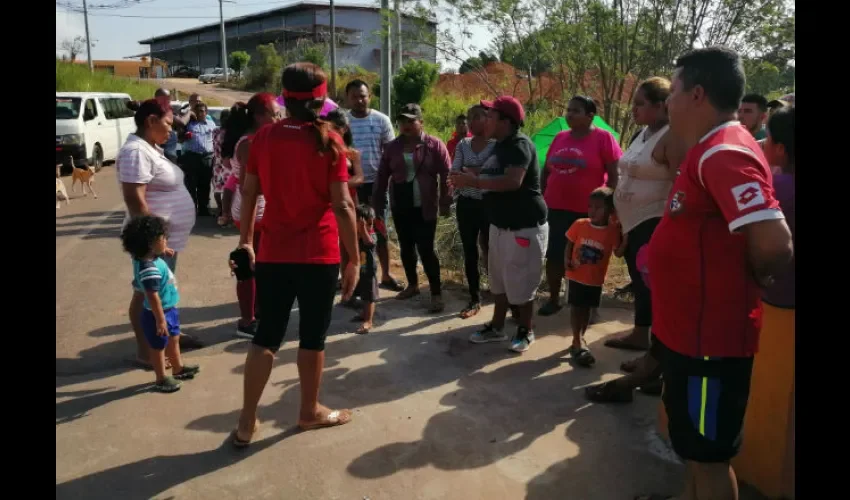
480;95;525;126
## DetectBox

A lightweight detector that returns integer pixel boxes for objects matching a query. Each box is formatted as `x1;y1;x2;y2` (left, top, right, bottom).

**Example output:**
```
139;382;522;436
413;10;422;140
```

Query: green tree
392;59;440;110
459;51;498;74
229;51;251;76
248;43;283;92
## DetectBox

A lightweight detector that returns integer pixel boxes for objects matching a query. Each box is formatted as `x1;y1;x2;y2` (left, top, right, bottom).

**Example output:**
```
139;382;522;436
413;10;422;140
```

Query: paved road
56;168;697;499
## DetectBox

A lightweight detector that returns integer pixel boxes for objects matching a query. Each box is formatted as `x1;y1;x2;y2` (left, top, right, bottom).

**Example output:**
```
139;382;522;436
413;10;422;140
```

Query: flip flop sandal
231;429;252;449
568;345;596;367
380;278;405;292
298;409;353;431
585;381;634;403
459;302;481;319
355;326;371;335
604;337;650;351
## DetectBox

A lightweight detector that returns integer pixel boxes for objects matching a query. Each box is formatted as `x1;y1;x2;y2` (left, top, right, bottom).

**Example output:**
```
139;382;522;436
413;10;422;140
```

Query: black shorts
566;280;602;308
546;209;587;260
354;272;379;303
357;182;387;245
252;263;339;352
658;339;754;463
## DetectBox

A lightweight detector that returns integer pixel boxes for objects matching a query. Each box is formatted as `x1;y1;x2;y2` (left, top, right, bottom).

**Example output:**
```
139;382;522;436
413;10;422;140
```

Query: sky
55;0;493;69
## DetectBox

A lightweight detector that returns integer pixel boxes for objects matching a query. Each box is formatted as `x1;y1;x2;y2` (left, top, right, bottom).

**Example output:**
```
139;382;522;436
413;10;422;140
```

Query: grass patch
56;61;221;105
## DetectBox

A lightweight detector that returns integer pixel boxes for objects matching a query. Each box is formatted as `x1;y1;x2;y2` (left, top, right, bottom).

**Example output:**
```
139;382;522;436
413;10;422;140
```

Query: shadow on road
56;383;151;426
55;429;301;500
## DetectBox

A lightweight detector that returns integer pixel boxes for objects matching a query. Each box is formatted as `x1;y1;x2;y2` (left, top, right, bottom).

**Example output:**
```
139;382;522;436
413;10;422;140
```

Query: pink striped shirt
116;135;196;252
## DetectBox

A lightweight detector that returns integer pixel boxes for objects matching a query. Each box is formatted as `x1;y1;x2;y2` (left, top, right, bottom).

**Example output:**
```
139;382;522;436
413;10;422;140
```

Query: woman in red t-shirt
232;63;360;446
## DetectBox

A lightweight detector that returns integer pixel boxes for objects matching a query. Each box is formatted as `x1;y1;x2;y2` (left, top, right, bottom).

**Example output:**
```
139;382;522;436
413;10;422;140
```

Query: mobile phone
229;248;253;280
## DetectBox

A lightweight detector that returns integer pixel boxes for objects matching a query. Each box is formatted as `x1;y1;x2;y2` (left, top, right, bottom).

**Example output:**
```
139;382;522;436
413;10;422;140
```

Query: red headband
282;82;328;100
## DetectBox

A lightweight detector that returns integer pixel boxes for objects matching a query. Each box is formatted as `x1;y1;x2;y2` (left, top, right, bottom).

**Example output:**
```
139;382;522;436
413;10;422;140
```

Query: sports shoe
509;328;535;353
236;320;258;339
153;376;182;393
469;324;508;344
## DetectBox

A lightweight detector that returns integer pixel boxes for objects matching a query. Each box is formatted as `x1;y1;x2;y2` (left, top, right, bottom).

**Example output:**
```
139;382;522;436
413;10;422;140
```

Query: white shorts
487;223;549;305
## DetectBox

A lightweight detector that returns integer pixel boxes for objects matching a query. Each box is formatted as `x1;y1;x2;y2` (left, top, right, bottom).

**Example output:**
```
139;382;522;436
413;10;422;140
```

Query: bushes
247;43;283;92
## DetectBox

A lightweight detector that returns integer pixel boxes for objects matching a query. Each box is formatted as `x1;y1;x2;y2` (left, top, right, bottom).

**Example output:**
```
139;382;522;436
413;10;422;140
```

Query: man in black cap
451;95;548;354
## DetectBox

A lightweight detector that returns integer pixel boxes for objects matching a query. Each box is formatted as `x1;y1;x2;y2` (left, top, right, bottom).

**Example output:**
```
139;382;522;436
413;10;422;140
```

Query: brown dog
70;158;98;199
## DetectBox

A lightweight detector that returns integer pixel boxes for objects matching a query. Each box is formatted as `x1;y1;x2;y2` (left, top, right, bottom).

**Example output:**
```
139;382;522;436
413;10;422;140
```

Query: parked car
56;92;135;173
172;66;200;79
199;68;234;84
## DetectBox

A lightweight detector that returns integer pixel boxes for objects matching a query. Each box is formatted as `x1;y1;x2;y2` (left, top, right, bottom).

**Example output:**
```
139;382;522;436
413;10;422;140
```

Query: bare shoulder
653;128;688;171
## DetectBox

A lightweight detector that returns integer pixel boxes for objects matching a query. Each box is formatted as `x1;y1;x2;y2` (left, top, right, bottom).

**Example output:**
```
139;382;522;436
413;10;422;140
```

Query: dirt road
160;77;255;107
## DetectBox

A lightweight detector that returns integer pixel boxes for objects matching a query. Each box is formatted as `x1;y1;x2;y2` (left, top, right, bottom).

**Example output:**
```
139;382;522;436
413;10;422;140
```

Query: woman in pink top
538;96;621;316
221;93;280;339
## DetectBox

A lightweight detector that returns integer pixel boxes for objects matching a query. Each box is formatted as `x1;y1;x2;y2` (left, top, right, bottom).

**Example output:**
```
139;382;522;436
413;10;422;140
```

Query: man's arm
702;149;793;287
436;140;452;214
741;220;793;287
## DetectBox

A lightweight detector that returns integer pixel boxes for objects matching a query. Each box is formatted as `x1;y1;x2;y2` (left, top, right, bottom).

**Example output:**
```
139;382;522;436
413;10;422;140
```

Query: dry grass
386;211;634;306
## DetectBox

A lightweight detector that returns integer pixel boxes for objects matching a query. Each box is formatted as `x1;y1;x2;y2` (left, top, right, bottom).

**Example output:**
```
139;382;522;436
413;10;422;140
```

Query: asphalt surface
55;86;767;498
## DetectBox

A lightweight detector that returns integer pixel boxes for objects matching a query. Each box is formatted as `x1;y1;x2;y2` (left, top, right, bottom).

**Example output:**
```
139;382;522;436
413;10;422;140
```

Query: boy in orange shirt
565;187;626;367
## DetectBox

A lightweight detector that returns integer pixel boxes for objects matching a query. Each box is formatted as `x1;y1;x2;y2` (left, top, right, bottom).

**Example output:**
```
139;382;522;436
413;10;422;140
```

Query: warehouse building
136;1;437;75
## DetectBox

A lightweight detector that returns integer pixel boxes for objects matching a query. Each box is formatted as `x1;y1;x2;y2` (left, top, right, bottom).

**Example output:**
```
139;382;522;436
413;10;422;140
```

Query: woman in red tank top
232;63;360;446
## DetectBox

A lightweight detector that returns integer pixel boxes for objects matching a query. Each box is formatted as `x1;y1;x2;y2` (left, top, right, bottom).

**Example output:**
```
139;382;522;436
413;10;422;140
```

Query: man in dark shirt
450;96;548;353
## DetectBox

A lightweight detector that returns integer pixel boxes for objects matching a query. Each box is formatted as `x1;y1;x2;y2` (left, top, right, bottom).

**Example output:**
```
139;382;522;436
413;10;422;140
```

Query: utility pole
219;0;229;81
393;0;402;74
380;0;392;116
82;0;93;72
330;0;337;97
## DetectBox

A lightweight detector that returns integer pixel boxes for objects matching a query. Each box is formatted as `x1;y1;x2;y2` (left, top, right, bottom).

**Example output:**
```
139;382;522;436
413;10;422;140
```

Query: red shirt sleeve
699;147;783;232
328;132;349;183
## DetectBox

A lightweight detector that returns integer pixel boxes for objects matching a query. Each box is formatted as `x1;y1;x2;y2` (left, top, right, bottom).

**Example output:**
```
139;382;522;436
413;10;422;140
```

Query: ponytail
281;62;343;162
221;102;252;159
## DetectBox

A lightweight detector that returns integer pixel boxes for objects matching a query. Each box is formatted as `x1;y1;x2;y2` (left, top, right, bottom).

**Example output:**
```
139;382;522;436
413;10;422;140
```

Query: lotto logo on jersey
731;182;765;211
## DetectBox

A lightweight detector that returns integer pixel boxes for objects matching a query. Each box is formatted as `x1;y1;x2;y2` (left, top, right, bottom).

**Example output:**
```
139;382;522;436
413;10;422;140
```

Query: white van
56;92;136;172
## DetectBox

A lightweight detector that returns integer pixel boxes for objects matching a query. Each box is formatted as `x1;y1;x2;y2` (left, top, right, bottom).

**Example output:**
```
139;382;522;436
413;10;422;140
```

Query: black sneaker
236;320;257;339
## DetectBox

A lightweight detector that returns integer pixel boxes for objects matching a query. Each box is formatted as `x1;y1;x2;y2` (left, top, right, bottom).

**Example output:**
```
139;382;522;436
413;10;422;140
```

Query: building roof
138;1;436;45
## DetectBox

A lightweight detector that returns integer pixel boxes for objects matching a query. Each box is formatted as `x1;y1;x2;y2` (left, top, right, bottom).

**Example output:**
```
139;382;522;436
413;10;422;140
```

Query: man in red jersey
637;48;793;500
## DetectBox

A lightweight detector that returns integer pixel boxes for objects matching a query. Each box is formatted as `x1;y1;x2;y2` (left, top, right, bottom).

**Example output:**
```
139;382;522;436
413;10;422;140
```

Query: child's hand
162;247;176;257
156;320;168;337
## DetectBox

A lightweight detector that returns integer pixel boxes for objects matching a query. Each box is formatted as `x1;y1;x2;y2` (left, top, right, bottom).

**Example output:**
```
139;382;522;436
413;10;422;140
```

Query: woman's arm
540;163;550;195
657;131;688;175
331;180;360;300
122;183;149;217
238;172;260;247
614;232;628;258
347;149;365;188
236;138;251;189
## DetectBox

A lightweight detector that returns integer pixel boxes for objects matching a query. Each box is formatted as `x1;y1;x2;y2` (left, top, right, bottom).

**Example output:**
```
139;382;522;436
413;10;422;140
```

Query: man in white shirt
345;79;404;291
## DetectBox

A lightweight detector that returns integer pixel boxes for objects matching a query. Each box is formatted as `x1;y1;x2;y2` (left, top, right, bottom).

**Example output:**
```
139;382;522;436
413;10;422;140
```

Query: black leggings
392;206;441;295
456;196;490;302
180;151;213;212
252;262;339;352
624;217;660;327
